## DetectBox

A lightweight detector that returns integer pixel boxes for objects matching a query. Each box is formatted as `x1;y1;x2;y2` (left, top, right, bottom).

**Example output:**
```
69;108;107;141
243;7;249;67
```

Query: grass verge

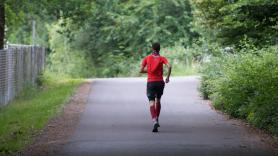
171;63;200;76
0;73;83;156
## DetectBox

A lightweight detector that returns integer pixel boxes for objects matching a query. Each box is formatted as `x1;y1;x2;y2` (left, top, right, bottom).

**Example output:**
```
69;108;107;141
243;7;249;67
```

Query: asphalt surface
61;76;272;156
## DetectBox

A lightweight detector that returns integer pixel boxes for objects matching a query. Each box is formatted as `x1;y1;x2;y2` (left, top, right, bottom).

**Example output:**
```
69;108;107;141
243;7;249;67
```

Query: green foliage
44;0;197;77
4;0;91;46
199;56;226;99
46;21;92;77
161;42;199;76
193;0;278;136
5;0;201;78
4;0;278;78
191;0;278;47
74;0;195;65
200;46;278;135
0;73;82;156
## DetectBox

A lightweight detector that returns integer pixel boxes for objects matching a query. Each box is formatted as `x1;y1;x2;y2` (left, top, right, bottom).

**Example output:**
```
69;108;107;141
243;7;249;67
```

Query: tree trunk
0;1;5;49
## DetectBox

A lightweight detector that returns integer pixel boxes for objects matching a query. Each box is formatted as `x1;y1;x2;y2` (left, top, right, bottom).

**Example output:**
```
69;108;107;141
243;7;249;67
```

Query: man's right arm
140;65;147;73
140;57;147;73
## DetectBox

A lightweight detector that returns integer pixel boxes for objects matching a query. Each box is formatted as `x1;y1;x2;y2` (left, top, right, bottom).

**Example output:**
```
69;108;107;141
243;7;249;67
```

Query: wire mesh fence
0;44;45;106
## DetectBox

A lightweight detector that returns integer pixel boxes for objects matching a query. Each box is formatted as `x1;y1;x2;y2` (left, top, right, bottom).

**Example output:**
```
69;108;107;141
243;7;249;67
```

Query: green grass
171;63;200;76
0;74;83;156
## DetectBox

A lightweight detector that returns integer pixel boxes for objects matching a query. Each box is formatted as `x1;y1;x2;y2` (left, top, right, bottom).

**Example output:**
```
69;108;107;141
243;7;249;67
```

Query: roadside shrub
198;55;228;99
200;46;278;135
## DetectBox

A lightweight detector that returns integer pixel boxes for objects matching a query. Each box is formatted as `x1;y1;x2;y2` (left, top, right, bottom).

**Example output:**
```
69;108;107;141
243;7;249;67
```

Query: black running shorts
147;81;165;101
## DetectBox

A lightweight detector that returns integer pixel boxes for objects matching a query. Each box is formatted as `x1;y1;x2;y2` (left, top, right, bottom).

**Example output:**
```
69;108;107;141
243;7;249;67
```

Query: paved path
61;77;272;156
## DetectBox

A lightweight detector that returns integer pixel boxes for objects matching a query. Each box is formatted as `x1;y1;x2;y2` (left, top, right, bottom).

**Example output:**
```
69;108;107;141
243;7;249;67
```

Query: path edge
21;80;92;156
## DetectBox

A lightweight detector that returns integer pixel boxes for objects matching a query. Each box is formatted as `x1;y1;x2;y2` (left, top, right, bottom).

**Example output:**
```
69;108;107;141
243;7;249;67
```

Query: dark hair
152;42;160;52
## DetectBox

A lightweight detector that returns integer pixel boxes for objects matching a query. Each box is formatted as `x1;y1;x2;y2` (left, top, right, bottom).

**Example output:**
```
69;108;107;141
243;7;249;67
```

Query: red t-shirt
141;54;168;82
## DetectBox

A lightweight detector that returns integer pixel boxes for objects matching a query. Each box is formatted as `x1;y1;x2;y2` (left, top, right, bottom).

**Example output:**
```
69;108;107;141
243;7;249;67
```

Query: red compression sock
150;105;157;120
156;102;161;117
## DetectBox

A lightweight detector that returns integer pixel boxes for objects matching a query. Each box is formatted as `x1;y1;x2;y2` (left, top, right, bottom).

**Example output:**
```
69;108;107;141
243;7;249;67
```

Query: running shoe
152;123;159;132
157;119;160;127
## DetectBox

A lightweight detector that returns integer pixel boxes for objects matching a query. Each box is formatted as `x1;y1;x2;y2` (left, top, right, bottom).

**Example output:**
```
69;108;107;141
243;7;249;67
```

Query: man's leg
149;100;159;132
147;82;158;122
155;81;164;127
149;100;157;121
147;82;159;132
155;98;161;127
155;98;161;117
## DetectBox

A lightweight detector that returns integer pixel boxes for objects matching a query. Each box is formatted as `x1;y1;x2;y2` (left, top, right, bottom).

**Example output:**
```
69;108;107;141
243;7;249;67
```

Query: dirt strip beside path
22;80;92;156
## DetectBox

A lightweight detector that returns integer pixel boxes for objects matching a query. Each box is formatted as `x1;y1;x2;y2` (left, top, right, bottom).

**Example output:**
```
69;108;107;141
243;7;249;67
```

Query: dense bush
199;56;226;99
200;46;278;135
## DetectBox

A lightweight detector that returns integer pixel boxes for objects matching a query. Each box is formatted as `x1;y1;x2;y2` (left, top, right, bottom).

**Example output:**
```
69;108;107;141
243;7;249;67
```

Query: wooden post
0;1;5;49
32;20;36;45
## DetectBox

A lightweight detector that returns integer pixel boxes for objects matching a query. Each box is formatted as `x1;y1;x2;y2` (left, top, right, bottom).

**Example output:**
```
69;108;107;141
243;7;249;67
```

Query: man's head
152;42;160;52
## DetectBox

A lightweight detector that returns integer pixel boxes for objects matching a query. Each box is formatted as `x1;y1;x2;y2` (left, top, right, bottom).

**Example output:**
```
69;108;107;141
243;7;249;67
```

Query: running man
140;42;172;132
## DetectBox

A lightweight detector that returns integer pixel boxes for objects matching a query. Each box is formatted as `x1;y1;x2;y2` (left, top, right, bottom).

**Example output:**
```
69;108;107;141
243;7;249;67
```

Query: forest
1;0;278;135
